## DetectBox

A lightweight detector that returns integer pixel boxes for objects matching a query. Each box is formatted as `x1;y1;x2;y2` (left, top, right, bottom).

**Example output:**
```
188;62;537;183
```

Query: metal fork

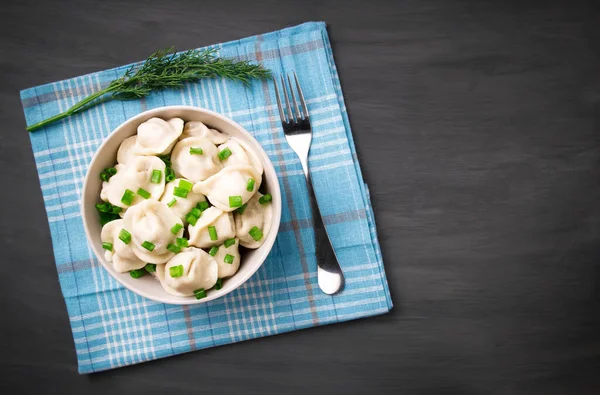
273;72;345;295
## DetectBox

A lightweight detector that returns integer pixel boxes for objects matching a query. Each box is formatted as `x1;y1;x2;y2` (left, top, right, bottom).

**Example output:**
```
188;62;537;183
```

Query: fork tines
273;72;310;126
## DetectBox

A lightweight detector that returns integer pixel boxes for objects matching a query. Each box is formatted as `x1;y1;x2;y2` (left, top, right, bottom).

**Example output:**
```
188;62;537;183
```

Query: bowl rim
81;105;281;305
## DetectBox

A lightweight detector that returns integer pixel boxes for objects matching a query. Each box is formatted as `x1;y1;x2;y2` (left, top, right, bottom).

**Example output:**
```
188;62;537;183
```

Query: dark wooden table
2;0;599;393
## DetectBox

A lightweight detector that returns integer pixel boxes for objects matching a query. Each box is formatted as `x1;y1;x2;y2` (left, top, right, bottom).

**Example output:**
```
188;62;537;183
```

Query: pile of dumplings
98;117;273;298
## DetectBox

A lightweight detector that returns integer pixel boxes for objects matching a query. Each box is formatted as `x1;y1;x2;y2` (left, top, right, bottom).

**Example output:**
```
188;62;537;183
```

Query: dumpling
213;238;241;278
100;219;146;273
180;121;228;144
218;138;264;175
234;192;273;249
188;207;235;248
100;156;166;209
159;178;207;220
156;247;218;296
170;137;222;182
116;135;139;165
134;117;184;155
122;199;184;264
193;164;262;212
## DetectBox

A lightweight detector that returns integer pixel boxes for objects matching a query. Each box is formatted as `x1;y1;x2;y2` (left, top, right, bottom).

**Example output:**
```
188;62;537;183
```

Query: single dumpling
213;238;241;278
234;192;273;249
134;117;184;155
170;137;223;182
100;219;146;273
156;247;218;296
217;138;264;175
188;207;235;248
159;178;207;220
116;135;139;165
122;199;184;264
100;156;166;209
180;121;228;144
193;164;262;212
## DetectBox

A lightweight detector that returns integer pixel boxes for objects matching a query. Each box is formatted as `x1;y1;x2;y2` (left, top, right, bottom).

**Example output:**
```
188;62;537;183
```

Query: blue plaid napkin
20;21;392;374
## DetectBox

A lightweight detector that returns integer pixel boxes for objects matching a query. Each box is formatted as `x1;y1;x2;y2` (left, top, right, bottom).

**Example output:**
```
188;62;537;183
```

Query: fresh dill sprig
27;47;272;132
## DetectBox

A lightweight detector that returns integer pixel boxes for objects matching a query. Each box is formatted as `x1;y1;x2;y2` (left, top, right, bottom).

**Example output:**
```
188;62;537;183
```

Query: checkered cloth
20;22;392;374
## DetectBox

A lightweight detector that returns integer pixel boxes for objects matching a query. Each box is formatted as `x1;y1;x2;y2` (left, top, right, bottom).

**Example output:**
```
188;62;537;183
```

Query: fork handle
304;169;345;295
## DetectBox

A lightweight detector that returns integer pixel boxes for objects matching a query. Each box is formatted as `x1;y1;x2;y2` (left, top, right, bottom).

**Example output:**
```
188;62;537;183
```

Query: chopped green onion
185;212;198;226
189;147;204;155
121;189;135;206
259;194;272;205
193;288;207;299
246;178;255;192
169;265;184;278
224;254;235;264
218;147;232;161
173;187;189;198
102;242;113;251
191;207;201;218
208;226;218;241
106;167;117;176
119;229;131;244
249;226;263;241
224;238;236;248
179;179;193;192
208;245;219;256
141;241;155;251
112;205;122;214
130;269;146;279
229;196;243;208
176;238;189;248
144;263;156;273
165;168;175;182
95;202;109;212
215;278;223;290
235;203;248;215
100;172;110;182
167;198;177;207
151;169;162;183
137;187;151;199
171;223;183;234
197;201;209;211
167;243;181;253
158;155;171;166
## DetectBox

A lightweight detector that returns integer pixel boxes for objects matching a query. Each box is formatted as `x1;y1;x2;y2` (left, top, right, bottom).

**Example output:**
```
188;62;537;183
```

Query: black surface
2;0;600;393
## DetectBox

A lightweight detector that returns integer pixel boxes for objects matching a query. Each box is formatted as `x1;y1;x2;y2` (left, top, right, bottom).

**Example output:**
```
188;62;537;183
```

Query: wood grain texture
1;0;599;393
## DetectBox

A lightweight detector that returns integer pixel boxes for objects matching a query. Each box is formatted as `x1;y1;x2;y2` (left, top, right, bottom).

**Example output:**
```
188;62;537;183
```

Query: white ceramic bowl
81;106;281;305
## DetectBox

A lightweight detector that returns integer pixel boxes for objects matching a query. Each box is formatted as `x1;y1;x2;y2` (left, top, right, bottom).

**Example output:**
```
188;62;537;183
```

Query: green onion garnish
121;189;135;206
173;187;189;198
167;243;181;253
229;196;243;208
224;254;235;264
144;263;156;273
218;147;232;161
249;226;263;241
102;242;113;251
165;168;175;182
185;212;198;226
151;169;162;183
259;194;272;205
100;172;110;182
141;241;155;251
189;147;204;155
176;238;189;248
193;288;207;299
191;207;201;218
208;245;219;256
179;179;193;192
208;226;218;241
118;229;131;244
106;167;117;176
169;265;184;278
167;198;177;207
130;269;146;279
137;187;151;199
197;201;209;211
246;178;255;192
235;203;248;215
224;238;236;248
215;278;223;290
112;205;122;214
171;223;183;234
